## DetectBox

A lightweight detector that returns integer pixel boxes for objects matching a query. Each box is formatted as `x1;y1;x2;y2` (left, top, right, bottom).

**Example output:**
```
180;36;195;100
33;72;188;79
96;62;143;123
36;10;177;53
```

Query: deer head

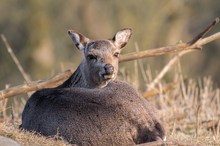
68;28;132;88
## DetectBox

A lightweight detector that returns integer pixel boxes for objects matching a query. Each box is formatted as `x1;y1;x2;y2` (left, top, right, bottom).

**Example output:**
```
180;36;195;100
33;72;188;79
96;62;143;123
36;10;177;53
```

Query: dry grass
149;76;220;145
0;122;68;146
167;131;220;145
1;71;220;145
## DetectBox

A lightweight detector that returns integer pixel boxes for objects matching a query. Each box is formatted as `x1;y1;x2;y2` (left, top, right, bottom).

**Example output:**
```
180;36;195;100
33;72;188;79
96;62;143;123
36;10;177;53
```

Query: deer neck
58;63;97;88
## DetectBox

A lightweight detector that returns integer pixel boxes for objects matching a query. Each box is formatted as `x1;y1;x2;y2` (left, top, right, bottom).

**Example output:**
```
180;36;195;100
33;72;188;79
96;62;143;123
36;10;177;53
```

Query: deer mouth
103;73;115;80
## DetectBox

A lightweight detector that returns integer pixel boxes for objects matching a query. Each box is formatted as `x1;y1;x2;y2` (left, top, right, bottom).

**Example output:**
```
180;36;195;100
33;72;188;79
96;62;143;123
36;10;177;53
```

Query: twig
1;34;31;83
0;18;220;99
187;17;219;45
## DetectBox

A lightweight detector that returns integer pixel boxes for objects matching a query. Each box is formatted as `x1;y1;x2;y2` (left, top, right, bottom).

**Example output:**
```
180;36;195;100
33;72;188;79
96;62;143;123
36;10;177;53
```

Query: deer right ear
68;30;90;50
112;28;132;49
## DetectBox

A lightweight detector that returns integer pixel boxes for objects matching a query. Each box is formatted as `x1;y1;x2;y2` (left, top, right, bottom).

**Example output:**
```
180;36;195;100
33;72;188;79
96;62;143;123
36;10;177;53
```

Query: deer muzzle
103;64;115;79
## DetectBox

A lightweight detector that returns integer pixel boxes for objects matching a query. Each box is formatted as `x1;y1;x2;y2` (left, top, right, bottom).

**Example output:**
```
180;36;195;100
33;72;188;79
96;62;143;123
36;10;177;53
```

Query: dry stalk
0;18;220;100
196;105;201;139
135;43;148;84
1;34;31;83
134;56;139;89
177;58;187;101
1;34;33;97
2;85;9;121
143;82;176;99
216;118;220;138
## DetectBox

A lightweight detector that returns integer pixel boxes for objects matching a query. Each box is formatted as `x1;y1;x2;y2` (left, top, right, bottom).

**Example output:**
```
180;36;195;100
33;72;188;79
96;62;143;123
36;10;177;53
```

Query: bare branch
119;18;220;63
119;43;187;62
119;31;220;62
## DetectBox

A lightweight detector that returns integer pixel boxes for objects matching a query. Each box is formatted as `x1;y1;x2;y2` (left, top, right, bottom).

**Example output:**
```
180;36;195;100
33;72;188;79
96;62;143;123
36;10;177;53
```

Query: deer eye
114;52;120;58
87;54;97;60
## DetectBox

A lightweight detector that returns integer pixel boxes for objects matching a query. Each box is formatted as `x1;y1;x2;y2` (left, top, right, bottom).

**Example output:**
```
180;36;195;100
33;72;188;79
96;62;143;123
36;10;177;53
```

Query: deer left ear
112;28;132;49
68;30;90;51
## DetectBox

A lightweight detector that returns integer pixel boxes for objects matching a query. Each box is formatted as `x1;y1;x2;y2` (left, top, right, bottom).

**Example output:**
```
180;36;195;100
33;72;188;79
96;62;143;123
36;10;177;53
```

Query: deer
21;28;165;146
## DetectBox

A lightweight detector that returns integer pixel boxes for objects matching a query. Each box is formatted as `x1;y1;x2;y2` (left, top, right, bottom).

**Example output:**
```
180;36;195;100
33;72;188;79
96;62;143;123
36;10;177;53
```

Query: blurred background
0;0;220;91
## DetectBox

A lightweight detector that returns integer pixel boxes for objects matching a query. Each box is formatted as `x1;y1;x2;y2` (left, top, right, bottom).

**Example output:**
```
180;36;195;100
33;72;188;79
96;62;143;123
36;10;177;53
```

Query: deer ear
112;28;132;49
68;30;90;50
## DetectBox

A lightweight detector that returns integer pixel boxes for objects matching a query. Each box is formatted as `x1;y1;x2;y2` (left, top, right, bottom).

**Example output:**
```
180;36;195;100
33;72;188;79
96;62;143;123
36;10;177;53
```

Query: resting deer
21;28;165;146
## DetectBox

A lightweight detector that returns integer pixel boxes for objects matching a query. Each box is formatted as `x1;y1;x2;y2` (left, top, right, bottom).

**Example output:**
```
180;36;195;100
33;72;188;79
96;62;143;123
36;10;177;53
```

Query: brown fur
21;29;165;145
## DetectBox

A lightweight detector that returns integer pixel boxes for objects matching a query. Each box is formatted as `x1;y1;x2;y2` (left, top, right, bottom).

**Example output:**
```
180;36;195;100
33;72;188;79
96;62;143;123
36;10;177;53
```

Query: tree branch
119;18;219;62
0;18;220;100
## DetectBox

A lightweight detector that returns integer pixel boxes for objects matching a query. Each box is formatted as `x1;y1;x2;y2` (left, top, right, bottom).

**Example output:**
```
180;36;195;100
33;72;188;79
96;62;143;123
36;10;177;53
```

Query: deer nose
104;64;114;74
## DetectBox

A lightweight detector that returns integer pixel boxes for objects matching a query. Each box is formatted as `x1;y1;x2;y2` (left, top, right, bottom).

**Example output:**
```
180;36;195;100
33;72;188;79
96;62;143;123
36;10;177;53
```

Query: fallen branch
0;69;74;100
0;18;220;100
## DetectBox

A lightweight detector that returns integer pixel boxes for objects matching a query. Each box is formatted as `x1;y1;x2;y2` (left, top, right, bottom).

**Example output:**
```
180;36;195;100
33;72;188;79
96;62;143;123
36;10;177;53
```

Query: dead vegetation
1;76;220;145
0;18;220;145
0;122;68;146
